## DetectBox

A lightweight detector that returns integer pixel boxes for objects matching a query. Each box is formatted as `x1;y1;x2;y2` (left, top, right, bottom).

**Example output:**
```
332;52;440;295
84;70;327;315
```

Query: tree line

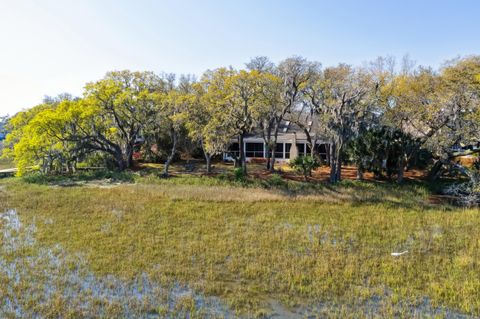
2;55;480;183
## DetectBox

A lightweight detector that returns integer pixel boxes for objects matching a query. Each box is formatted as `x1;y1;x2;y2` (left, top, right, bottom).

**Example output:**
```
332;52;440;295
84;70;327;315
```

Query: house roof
245;117;329;143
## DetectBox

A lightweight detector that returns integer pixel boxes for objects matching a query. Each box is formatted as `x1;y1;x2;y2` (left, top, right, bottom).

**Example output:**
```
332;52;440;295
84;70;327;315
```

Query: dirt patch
250;165;426;183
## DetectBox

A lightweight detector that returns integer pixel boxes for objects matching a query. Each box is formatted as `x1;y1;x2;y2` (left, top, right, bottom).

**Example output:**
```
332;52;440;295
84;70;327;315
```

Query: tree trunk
200;142;213;174
270;121;281;172
397;155;406;183
205;153;212;174
125;142;134;169
329;143;337;183
303;129;317;158
336;153;342;182
270;145;276;172
163;128;178;177
115;150;128;171
427;159;445;181
239;133;247;175
265;143;271;170
262;124;273;170
357;166;364;181
329;140;343;183
326;144;331;166
233;135;241;168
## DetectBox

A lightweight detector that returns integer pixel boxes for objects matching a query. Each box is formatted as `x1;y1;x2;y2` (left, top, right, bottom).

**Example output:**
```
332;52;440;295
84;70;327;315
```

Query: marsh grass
0;208;232;318
0;175;479;318
21;170;135;185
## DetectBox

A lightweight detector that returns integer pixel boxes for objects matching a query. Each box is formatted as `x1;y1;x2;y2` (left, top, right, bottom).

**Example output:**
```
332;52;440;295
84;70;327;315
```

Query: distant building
223;120;330;163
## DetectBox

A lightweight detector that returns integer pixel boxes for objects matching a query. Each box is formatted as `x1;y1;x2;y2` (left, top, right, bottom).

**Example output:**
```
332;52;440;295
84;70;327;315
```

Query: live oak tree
157;75;195;177
4;71;162;174
2;97;83;175
202;68;265;175
183;77;231;174
247;58;284;170
82;70;162;170
289;94;327;161
388;57;480;180
268;57;318;171
367;56;420;183
306;64;375;183
230;70;269;174
4;56;479;184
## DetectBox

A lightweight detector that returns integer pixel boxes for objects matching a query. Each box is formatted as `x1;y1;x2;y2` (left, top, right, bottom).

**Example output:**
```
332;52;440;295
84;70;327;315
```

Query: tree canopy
2;55;479;184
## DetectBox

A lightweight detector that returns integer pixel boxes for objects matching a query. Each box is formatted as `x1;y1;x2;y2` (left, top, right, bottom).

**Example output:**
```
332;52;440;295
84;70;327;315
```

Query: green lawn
0;174;479;318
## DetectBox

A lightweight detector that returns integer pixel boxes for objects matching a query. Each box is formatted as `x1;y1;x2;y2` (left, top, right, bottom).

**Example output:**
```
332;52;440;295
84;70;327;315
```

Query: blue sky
0;0;479;116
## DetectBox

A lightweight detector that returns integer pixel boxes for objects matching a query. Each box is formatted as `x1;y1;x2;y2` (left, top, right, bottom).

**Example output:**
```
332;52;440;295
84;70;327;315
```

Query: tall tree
183;77;231;174
389;57;480;180
83;70;162;170
306;64;375;183
266;56;318;171
249;59;284;170
157;75;194;177
203;68;265;175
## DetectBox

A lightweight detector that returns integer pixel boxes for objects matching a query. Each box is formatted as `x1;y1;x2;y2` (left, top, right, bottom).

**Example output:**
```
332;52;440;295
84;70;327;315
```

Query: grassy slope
0;175;479;317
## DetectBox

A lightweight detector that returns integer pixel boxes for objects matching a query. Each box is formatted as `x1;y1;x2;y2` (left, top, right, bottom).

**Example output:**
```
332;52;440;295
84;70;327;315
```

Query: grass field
0;170;479;318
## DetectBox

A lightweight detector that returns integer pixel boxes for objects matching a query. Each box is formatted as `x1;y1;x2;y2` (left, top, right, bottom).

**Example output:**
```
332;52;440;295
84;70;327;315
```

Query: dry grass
0;173;479;318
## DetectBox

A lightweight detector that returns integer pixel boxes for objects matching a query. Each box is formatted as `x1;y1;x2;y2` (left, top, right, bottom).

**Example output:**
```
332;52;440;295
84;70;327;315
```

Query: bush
267;173;287;188
290;156;320;181
233;167;245;182
444;167;480;207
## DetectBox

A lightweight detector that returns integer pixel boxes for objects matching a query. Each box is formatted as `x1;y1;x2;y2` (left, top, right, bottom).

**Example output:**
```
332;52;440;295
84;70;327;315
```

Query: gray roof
246;117;329;143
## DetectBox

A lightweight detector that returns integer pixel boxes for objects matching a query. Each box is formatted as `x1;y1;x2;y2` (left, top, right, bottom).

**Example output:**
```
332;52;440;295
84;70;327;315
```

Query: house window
317;144;327;153
245;142;264;158
306;144;312;156
285;143;292;159
317;143;328;161
296;143;305;157
227;143;240;158
274;143;284;159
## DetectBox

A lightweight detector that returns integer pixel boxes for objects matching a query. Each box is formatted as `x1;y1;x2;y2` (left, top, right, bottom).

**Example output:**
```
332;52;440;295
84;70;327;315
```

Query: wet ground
0;209;233;318
1;208;476;318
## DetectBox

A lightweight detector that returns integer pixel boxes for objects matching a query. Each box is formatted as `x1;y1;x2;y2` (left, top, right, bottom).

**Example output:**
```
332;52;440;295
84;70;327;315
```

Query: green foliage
267;173;286;187
3;55;480;183
347;126;422;179
3;71;163;175
289;156;320;180
233;167;246;182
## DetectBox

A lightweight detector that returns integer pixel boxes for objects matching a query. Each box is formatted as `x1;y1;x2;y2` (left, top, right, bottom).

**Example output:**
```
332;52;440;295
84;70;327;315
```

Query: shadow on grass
22;170;135;186
18;167;456;211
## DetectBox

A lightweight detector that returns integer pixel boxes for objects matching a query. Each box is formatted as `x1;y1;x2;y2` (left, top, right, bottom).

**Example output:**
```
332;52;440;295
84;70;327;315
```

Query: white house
223;120;329;163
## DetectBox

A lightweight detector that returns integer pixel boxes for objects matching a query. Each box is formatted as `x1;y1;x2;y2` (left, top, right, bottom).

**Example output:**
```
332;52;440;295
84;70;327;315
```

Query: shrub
233;167;245;182
267;173;287;188
290;156;320;181
444;166;480;207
